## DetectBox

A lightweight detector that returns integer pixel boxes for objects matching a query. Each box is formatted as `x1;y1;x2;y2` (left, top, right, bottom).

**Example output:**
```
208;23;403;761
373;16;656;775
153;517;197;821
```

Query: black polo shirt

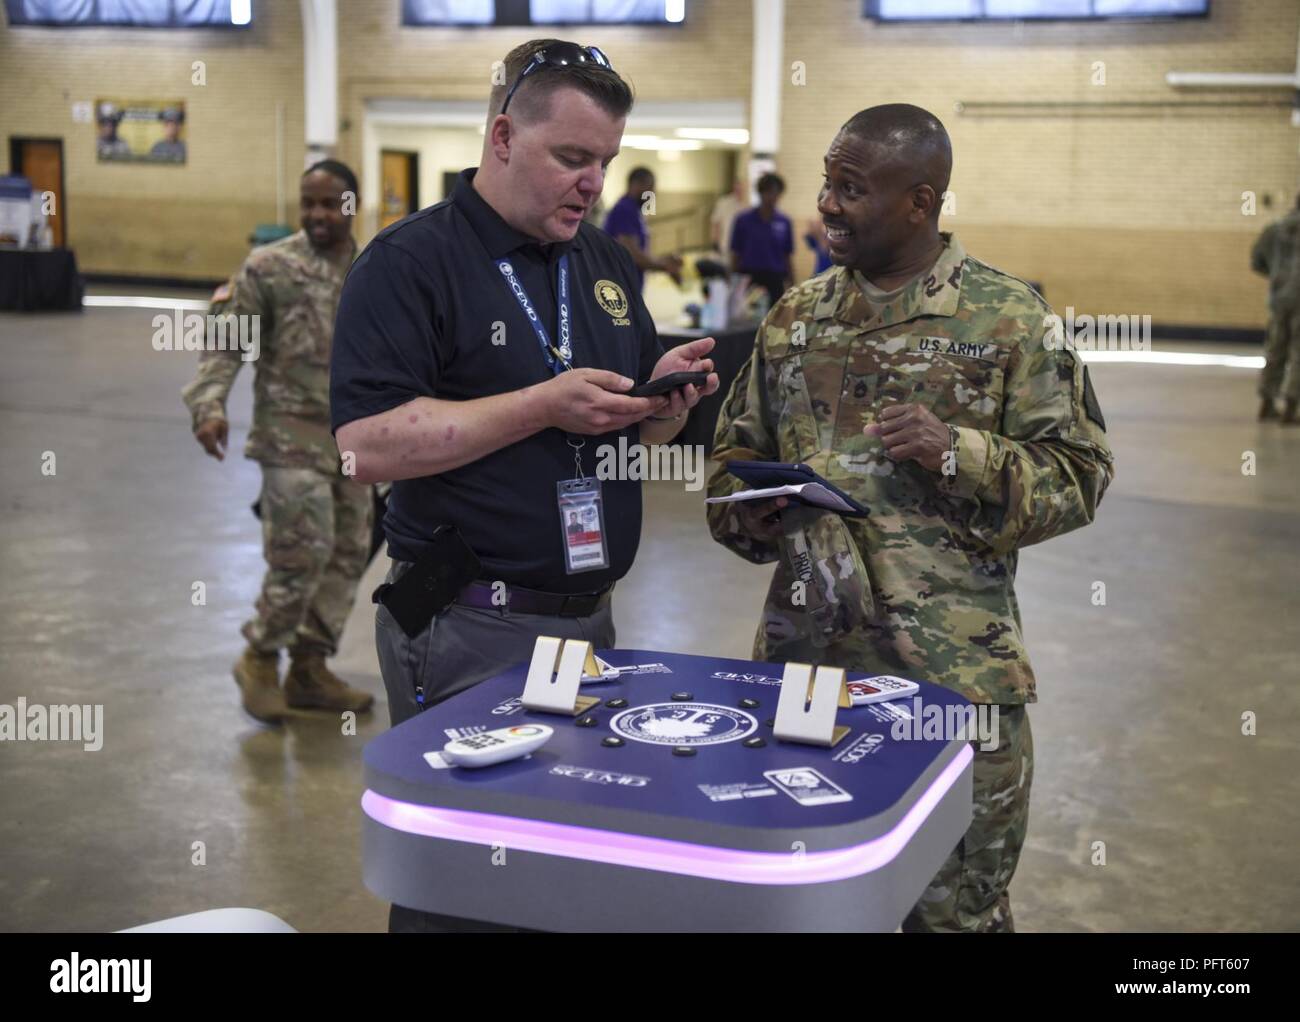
330;168;664;594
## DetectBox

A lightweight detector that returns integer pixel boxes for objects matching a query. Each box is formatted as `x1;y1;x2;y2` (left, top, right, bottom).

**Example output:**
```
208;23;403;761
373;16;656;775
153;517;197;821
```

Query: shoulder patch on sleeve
1083;365;1106;431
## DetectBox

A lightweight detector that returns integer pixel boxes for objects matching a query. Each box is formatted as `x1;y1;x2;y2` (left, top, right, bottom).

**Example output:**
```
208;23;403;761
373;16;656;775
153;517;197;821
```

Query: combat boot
1258;397;1278;420
284;653;374;712
1282;399;1298;425
232;647;289;723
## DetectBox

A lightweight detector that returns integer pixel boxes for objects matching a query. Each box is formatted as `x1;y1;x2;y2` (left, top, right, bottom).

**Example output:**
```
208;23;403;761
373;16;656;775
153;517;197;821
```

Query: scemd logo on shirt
594;279;630;326
609;703;757;746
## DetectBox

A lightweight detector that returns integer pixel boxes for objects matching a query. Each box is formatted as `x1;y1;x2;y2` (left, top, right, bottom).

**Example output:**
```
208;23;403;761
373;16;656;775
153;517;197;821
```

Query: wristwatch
944;424;959;477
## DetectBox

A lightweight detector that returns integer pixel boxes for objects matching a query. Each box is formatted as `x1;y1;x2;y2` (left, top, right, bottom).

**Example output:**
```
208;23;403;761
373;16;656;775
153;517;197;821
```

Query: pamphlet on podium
704;460;869;517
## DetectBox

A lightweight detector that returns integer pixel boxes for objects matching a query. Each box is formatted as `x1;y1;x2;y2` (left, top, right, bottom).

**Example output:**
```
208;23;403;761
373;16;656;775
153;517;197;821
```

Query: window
5;0;249;27
402;0;683;26
531;0;671;23
402;0;492;24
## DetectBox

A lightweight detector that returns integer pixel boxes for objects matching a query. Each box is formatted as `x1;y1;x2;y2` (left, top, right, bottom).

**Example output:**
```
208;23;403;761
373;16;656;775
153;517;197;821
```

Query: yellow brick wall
4;0;1295;328
335;0;754;246
0;6;305;280
779;0;1300;328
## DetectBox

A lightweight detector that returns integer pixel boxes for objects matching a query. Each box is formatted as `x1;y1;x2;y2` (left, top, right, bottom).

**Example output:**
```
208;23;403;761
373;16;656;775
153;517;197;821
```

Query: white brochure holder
521;636;602;716
773;662;852;747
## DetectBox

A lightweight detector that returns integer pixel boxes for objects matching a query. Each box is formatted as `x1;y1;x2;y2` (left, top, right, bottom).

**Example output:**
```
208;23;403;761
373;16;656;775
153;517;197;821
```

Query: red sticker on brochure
847;676;920;706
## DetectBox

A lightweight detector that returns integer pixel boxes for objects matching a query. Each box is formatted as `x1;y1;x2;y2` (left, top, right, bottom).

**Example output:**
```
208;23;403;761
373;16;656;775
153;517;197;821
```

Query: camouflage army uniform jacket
1250;209;1300;311
181;230;356;475
707;233;1115;704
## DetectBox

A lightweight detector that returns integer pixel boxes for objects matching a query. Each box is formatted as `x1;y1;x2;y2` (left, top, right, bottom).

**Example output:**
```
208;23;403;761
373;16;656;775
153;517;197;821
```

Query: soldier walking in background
182;160;373;724
1250;194;1300;424
708;105;1114;932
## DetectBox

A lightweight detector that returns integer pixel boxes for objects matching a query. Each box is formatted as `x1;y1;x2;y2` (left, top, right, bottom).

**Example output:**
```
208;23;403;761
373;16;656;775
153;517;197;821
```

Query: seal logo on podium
609;703;758;747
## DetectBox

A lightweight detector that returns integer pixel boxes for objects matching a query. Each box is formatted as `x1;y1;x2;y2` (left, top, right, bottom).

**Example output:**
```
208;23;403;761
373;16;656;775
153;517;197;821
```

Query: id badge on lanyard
497;253;609;575
558;438;609;575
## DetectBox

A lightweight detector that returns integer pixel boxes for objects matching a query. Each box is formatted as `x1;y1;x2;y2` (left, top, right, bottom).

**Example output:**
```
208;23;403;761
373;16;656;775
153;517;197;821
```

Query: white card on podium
521;636;600;716
774;663;851;747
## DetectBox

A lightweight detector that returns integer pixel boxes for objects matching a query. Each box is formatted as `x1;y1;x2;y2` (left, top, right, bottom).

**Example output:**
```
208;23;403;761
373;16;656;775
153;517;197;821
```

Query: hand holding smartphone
626;370;710;399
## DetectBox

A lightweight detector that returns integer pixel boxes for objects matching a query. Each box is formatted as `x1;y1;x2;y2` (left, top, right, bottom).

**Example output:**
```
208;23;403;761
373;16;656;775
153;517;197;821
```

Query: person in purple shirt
804;218;833;276
730;172;794;306
602;166;683;291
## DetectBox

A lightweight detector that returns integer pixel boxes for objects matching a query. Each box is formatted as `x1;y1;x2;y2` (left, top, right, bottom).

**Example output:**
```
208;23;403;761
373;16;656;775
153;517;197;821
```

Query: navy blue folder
724;459;870;517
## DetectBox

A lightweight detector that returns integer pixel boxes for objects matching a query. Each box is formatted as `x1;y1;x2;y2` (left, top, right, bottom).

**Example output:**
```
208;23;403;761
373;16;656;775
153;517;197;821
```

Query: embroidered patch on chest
914;336;996;363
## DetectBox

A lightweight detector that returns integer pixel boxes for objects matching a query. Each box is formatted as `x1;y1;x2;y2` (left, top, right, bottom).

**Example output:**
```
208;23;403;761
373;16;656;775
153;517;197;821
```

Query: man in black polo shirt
331;41;716;745
333;40;716;931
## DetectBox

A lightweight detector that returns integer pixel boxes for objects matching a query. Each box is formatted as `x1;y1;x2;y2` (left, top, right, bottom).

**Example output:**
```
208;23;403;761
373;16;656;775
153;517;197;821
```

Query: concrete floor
1;297;1297;932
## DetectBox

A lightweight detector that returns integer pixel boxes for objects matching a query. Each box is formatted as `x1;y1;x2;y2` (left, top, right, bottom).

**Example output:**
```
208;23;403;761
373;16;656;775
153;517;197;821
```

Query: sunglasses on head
500;43;615;116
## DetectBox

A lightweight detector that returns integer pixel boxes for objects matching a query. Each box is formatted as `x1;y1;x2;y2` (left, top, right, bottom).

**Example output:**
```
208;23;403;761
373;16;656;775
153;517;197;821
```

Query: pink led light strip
363;743;972;886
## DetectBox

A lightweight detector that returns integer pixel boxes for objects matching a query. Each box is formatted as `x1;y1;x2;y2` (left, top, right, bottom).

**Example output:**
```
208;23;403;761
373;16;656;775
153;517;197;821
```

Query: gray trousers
373;559;616;931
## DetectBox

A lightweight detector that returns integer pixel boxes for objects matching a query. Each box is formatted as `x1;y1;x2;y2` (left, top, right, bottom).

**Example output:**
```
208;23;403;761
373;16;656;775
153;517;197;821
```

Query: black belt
457;579;614;618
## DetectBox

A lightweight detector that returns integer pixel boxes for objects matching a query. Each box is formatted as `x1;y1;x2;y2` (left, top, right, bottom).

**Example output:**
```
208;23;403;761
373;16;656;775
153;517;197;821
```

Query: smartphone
626;371;709;399
377;526;481;637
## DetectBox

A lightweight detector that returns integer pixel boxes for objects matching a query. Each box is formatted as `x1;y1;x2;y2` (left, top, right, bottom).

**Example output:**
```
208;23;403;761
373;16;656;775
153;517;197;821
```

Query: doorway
379;149;419;229
8;137;66;247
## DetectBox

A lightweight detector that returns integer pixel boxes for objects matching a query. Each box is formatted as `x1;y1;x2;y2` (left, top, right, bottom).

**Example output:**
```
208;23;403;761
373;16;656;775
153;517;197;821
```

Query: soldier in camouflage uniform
182;160;374;724
707;105;1114;932
1250;195;1300;424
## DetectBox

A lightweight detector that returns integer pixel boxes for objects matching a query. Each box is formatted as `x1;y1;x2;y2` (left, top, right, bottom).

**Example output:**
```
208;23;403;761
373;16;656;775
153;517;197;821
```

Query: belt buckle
561;593;596;617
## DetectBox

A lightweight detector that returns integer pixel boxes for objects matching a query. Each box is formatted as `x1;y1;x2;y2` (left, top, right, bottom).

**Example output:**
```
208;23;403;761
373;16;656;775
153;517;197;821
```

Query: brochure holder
773;662;852;747
521;636;602;716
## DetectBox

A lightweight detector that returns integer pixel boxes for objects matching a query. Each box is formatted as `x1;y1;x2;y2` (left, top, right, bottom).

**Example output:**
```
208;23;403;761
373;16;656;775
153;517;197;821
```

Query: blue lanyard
496;253;573;375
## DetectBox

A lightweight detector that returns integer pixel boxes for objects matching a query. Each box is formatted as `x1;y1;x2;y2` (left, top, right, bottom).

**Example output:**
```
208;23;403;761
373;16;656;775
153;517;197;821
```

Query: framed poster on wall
95;100;187;164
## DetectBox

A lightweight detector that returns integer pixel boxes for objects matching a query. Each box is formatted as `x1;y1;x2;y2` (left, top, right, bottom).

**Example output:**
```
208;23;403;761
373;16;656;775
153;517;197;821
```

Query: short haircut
756;172;785;195
304;159;358;197
838;104;952;217
627;166;654;188
488;38;634;128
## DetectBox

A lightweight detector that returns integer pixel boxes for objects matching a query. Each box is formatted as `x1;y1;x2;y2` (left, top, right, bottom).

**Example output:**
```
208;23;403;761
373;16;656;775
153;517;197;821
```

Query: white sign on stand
521;636;602;716
773;662;852;747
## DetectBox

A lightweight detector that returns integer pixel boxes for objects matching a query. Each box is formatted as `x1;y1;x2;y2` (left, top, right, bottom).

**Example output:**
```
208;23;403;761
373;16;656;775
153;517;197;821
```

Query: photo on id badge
558;477;609;574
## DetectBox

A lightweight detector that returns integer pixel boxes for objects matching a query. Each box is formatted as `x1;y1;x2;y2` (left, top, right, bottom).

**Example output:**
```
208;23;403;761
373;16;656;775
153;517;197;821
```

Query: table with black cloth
0;248;84;312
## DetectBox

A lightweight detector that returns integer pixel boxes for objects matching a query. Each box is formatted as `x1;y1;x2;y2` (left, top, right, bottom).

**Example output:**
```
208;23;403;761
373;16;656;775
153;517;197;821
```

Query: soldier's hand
539;368;665;435
734;496;788;543
195;418;229;461
864;403;949;473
